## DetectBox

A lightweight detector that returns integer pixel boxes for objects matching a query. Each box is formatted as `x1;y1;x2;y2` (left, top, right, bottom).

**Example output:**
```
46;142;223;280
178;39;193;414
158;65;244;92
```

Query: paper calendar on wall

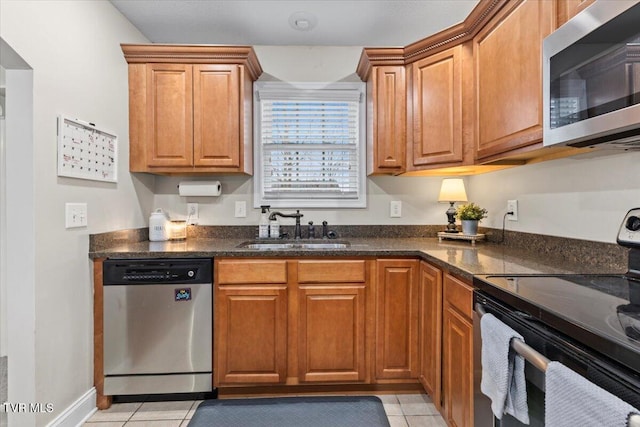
57;115;118;183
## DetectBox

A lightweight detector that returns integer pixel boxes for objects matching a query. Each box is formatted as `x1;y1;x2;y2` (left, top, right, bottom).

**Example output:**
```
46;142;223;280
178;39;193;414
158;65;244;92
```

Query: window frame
253;81;367;209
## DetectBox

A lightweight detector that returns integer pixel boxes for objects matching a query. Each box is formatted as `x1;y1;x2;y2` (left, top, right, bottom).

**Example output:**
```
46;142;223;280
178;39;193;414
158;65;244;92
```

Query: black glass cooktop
473;274;640;373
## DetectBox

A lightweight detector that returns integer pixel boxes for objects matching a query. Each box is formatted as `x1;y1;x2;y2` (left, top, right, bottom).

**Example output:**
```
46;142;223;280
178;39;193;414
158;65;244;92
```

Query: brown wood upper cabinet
369;66;407;174
356;0;587;173
472;0;555;162
358;49;407;175
557;0;596;26
122;44;262;174
408;45;463;169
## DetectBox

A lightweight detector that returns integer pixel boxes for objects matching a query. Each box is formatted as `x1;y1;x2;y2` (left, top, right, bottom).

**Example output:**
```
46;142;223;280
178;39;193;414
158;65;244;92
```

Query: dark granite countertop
89;236;627;282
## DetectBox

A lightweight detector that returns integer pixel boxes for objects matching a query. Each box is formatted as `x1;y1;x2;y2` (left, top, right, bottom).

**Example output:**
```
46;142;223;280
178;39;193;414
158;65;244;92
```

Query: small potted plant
455;202;488;235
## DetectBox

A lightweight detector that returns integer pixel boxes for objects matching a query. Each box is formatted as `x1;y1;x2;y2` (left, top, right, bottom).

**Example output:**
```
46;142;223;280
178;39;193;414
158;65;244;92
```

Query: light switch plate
65;203;87;228
235;201;247;218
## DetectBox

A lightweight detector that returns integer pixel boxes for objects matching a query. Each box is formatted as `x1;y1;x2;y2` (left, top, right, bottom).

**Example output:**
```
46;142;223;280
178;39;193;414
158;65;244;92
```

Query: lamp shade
438;178;468;202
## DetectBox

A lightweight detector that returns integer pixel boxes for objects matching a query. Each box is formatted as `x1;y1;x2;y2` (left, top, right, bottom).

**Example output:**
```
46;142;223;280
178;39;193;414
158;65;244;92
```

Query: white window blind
254;83;366;208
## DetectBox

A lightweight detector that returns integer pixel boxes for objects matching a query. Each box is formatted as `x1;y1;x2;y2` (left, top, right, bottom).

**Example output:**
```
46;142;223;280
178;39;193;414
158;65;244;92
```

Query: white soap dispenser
269;213;280;239
259;205;270;239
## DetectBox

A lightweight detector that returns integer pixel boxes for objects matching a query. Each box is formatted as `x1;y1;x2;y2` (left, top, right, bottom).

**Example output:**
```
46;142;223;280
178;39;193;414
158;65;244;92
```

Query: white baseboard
45;388;96;427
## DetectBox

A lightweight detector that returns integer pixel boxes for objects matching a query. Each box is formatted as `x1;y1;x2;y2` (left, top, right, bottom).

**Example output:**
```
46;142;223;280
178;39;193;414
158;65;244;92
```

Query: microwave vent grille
567;129;640;151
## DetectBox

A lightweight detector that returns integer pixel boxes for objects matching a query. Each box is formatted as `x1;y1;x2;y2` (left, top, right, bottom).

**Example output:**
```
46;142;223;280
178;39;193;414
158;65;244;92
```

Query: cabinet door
557;0;595;26
443;306;473;427
442;274;474;427
298;285;366;382
215;286;288;385
473;0;554;160
418;261;443;407
145;63;194;167
411;46;463;166
368;66;406;174
193;64;241;168
375;259;419;380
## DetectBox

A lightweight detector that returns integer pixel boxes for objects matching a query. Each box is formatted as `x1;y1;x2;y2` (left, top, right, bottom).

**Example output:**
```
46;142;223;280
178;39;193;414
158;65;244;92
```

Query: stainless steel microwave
543;1;640;150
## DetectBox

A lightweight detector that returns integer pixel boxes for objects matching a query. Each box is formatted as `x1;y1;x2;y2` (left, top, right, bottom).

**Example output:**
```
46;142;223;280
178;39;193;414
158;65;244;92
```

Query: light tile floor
84;393;448;427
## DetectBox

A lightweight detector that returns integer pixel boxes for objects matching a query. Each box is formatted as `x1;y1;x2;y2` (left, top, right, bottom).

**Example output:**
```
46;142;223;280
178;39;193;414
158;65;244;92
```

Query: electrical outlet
390;201;402;218
187;203;199;224
507;199;518;221
65;203;87;228
235;201;247;218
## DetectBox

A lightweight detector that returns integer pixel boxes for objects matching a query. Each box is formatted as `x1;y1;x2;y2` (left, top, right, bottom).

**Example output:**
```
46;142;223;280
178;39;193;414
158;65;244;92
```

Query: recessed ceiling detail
289;11;317;32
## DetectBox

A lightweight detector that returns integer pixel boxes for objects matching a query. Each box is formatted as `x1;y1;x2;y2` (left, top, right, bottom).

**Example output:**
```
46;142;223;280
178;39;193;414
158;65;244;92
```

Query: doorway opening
0;37;36;427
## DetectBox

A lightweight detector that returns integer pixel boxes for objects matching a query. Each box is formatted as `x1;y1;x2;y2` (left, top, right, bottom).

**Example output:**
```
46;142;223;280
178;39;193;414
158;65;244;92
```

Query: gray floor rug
188;396;390;427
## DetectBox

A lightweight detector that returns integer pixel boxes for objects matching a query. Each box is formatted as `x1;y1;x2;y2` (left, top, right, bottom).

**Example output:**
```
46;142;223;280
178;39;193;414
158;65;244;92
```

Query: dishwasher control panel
103;258;213;285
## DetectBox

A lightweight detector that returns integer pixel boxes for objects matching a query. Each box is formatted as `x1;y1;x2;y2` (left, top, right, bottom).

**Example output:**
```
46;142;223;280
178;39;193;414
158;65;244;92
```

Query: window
254;82;366;208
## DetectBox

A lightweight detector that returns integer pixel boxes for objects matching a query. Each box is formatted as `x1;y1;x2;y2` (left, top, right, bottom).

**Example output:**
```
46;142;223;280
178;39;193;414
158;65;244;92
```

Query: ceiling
109;0;480;47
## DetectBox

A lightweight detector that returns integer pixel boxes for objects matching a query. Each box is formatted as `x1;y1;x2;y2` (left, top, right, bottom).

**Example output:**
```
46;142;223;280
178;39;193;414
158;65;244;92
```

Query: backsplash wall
153;174;450;227
470;150;640;244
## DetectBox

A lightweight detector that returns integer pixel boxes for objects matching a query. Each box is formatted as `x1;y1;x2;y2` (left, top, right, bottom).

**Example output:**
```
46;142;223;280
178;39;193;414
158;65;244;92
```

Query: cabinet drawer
217;259;287;284
444;274;473;318
297;260;367;284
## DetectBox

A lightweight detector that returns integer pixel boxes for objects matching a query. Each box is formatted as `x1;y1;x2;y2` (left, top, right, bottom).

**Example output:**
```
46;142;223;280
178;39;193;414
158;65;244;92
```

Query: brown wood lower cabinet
375;259;420;380
214;255;477;425
298;285;367;382
442;273;474;427
215;259;288;385
214;258;373;387
418;260;443;408
216;286;288;384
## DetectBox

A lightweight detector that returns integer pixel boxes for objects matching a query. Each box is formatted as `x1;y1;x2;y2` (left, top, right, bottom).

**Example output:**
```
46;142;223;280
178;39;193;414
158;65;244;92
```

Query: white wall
154;174;448;227
0;1;151;425
470;150;640;243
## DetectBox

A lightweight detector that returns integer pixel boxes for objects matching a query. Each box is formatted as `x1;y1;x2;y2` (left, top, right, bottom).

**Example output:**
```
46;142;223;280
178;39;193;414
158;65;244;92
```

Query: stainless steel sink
237;240;350;250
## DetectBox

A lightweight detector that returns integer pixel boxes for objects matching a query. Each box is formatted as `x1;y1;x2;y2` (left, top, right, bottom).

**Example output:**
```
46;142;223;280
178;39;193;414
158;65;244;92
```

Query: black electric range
473;208;640;374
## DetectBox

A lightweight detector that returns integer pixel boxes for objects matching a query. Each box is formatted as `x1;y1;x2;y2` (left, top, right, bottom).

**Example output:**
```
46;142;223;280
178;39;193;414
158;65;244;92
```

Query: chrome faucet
269;210;304;239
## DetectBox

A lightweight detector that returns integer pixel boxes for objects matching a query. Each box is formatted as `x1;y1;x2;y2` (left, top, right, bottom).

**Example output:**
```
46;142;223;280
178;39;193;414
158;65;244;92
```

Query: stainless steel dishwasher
102;258;213;395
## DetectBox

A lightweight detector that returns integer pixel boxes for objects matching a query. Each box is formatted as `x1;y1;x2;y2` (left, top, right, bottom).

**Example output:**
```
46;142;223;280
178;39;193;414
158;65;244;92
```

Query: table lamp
438;178;468;233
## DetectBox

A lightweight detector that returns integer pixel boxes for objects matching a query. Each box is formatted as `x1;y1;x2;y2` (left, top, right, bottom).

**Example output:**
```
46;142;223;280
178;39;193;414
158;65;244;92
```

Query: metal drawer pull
476;303;640;427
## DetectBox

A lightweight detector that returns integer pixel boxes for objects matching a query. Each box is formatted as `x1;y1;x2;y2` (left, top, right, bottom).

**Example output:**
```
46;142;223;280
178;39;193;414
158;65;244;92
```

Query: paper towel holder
178;181;222;197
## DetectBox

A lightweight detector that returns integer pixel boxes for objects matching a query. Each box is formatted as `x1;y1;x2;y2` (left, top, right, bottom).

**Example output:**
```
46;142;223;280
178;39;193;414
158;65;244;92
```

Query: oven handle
475;302;640;427
476;302;550;372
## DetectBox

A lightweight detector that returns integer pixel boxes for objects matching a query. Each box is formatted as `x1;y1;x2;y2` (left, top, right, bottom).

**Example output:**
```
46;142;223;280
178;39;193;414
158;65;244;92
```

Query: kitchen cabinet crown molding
121;44;263;81
356;48;406;81
356;0;506;79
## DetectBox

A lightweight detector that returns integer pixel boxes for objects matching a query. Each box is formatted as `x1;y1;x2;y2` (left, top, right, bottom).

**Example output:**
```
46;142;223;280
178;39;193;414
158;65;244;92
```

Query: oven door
473;291;640;427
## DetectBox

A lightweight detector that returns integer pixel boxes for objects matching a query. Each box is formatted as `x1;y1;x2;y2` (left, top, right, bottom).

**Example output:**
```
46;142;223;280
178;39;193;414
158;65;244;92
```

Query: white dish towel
480;313;529;424
546;361;640;427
